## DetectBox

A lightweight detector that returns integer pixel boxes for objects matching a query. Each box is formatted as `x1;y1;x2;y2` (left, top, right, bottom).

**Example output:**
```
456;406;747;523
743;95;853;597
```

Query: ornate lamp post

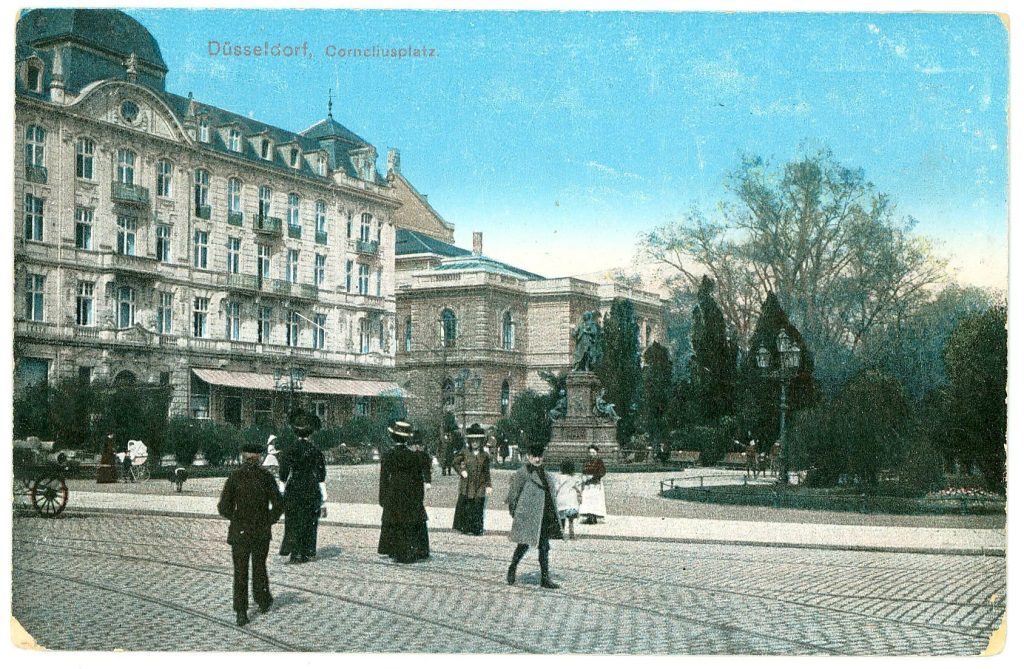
274;367;306;413
455;367;481;441
756;331;801;484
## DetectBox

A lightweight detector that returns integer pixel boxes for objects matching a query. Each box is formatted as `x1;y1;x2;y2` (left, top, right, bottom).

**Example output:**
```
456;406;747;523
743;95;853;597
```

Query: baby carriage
123;440;151;482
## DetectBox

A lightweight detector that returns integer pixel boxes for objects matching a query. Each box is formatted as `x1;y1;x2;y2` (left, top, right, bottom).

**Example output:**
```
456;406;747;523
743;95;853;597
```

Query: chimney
387;148;401;175
472;232;483;256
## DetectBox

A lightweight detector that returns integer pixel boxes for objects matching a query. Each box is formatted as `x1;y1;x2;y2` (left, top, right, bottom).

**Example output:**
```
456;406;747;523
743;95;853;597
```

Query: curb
67;506;1006;558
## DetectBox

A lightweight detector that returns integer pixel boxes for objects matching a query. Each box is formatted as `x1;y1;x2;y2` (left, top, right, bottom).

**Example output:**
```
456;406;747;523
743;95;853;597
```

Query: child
555;460;583;540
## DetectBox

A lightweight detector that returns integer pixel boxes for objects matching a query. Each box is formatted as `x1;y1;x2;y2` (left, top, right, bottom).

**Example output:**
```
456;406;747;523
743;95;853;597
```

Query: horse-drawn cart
13;439;73;518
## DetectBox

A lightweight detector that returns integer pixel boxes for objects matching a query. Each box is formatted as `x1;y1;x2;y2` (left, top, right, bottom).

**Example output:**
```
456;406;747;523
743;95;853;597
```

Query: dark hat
408;429;424;446
241;441;263;455
465;423;486;441
526;443;545;457
288;408;322;438
388;420;414;440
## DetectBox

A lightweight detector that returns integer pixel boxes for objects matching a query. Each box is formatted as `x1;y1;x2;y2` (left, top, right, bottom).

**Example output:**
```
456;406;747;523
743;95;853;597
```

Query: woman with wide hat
278;408;326;563
377;421;430;563
452;423;492;535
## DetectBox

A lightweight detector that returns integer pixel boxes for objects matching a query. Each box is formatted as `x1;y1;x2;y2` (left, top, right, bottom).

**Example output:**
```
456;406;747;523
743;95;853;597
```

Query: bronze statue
548;389;568;422
594;389;619;422
571;311;602;372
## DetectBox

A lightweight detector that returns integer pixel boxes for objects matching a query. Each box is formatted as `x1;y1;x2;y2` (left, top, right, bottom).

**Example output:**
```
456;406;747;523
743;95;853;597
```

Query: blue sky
131;10;1008;288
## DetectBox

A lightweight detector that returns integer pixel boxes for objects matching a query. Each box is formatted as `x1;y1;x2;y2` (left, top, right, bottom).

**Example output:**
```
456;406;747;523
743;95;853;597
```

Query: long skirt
280;507;319;558
453;495;485;534
378;513;429;563
579;481;607;519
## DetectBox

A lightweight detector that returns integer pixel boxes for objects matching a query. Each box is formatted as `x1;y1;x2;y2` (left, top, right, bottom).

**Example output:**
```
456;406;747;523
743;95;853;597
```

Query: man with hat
505;443;562;589
218;440;284;626
378;421;430;563
278;408;327;563
452;423;492;535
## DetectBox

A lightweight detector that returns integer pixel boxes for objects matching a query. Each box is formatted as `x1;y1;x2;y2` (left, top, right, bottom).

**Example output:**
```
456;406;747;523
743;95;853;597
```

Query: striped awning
192;368;405;397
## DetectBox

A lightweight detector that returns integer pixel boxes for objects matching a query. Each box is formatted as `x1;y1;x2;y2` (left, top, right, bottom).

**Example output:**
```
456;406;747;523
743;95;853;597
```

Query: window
117;286;136;328
116;148;135;185
355;396;370;416
79;366;94;385
227;237;241;274
290;148;300;168
26;62;42;92
258;186;272;218
314;254;326;287
193;230;208;268
345;260;353;292
116;216;137;255
24;194;43;241
376;269;382;297
156;225;171;262
346;212;353;238
442;378;455;410
75;208;93;250
159;371;171;386
288;193;300;227
257;244;271;279
194;169;209;208
227;178;241;213
25;125;44;167
357;263;369;295
228;128;240;152
258;306;272;343
157;291;173;334
225;301;240;341
317;155;327;176
193;297;209;337
441;308;458;348
358;318;371;353
502;311;515;350
312;313;326;350
360;213;372;242
198;118;209;143
404;316;412;352
286;310;300;347
260;138;271;160
157;160;173;197
287;249;299;283
76;281;94;326
315;200;326;233
24;274;44;321
75;138;94;180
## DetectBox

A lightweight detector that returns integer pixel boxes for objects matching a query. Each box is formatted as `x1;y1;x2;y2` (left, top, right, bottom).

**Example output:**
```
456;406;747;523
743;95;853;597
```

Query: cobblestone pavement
12;513;1005;654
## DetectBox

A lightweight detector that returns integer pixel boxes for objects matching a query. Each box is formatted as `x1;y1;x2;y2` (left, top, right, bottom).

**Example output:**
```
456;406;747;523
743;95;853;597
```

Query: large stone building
391;154;666;429
13;8;403;427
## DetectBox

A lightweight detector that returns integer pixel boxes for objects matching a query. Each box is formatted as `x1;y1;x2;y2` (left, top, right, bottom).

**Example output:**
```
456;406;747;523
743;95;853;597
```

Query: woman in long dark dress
278;409;326;563
452;423;491;535
377;422;429;563
96;434;118;484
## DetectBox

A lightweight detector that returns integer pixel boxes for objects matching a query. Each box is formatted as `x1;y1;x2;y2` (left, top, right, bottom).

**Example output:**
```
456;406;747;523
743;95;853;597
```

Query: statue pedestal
546;372;618;466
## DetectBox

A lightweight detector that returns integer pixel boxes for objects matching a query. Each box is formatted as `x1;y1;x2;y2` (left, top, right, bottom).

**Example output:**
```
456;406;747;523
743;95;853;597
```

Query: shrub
899;439;947;495
166;416;203;466
203;422;244;466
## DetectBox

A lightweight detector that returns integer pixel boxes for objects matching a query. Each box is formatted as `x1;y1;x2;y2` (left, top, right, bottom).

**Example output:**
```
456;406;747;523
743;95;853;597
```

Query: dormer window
25;61;42;92
198;118;209;143
228;128;240;152
290;148;300;168
317;155;327;177
260;139;271;160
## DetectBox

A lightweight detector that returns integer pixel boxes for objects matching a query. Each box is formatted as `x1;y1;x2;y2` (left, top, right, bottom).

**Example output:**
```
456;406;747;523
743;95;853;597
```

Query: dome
17;9;166;72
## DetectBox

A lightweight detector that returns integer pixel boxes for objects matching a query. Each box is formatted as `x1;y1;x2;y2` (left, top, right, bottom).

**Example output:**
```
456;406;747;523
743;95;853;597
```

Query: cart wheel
135;465;151;482
14;478;34;508
31;477;68;518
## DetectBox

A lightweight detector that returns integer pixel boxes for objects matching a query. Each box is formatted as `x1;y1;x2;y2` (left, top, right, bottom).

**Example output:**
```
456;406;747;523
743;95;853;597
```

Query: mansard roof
396;229;473;258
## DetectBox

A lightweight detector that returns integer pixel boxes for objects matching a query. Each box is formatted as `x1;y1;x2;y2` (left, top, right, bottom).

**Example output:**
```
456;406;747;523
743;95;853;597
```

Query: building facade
13;9;402;428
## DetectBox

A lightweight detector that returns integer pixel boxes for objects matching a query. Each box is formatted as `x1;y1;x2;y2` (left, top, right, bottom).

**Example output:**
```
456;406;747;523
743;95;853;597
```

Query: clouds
585;160;641;180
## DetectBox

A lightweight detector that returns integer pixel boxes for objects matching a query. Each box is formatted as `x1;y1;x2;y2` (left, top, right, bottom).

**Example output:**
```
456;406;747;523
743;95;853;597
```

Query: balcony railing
288;224;302;240
195;204;211;219
356;239;380;256
110;253;160;276
111;181;150;208
225;272;260;292
25;165;47;184
267;278;291;295
227;211;244;226
315;230;328;245
253;214;282;236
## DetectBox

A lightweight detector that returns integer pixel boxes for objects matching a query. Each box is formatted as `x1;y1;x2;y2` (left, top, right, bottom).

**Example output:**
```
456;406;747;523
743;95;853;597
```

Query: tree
13;382;49;440
940;305;1007;491
690;276;738;422
596;298;643;447
641;342;673;445
506;390;554;451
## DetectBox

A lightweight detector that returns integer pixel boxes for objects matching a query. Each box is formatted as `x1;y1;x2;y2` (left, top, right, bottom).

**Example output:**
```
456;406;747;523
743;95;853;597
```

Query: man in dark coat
506;443;562;589
452;423;492;535
278;408;326;563
378;421;429;563
218;441;284;627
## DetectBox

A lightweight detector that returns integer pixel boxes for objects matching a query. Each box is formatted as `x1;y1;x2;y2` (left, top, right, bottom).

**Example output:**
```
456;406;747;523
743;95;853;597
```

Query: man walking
505;444;562;589
217;441;284;627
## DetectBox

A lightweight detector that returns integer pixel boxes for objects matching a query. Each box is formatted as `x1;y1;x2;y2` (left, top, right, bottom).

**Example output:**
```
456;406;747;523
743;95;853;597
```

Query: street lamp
756;330;801;484
274;367;306;412
455;367;481;441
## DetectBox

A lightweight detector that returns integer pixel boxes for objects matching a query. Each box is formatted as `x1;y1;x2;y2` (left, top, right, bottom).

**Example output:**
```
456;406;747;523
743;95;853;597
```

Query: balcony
109;253;160;278
288;224;302;240
356;239;380;256
224;272;260;293
195;203;211;219
253;214;282;237
315;230;328;245
227;211;244;226
111;181;150;208
25;165;47;184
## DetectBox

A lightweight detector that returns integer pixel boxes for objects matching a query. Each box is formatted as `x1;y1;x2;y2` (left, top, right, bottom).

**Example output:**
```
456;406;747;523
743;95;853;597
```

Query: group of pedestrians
217;411;609;624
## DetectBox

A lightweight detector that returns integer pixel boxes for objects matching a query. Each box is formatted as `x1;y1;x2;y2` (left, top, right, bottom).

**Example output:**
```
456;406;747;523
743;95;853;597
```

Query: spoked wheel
31;477;68;518
14;478;34;509
133;464;151;482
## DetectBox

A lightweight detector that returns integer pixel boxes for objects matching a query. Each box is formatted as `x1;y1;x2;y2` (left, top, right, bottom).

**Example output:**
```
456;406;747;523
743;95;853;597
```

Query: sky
130;9;1009;289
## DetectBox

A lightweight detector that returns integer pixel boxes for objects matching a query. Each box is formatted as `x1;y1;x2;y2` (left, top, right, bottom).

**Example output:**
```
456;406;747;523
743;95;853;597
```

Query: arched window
501;311;515;351
500;380;510;417
404;316;413;352
441;308;457;348
442;378;455;410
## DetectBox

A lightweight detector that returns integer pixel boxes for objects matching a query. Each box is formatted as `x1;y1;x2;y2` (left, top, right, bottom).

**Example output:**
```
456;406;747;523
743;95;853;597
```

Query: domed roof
17;8;166;71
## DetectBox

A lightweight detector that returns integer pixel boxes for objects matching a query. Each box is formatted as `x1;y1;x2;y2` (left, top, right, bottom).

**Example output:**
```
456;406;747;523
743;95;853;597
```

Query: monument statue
548;389;568;422
571;311;602;372
593;389;619;422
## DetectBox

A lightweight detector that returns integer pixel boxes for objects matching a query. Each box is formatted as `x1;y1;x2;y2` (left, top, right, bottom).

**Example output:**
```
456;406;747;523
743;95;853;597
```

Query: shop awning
192;368;405;397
